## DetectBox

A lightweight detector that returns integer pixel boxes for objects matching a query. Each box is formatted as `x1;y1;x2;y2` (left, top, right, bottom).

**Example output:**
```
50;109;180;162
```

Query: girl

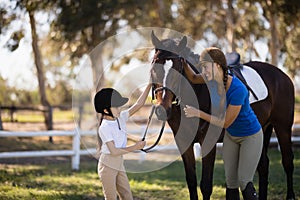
183;47;263;200
94;84;151;200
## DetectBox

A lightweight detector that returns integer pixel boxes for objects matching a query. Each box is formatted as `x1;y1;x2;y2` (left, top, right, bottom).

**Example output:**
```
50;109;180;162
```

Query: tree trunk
269;13;279;66
226;0;237;52
91;24;105;92
261;1;280;67
28;10;53;142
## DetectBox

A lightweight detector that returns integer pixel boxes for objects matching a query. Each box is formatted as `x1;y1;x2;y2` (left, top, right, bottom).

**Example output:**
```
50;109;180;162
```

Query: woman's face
202;62;222;81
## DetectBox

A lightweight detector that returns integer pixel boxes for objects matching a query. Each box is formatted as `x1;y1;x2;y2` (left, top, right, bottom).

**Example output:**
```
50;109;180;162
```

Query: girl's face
202;62;223;81
110;107;121;118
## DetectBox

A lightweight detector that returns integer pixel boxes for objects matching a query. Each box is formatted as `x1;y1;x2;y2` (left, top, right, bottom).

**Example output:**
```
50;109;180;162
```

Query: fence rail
1;126;300;170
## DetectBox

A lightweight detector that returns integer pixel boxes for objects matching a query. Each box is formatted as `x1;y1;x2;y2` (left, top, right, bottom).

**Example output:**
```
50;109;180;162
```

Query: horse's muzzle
155;105;169;121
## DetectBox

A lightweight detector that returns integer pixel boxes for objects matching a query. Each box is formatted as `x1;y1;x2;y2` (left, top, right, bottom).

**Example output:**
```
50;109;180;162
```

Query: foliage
0;86;71;107
46;80;72;106
0;77;12;105
285;26;300;78
1;0;300;100
0;149;299;199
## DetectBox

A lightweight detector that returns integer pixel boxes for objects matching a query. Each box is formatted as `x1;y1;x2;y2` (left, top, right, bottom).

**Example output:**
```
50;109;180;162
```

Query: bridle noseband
153;54;184;106
140;54;184;153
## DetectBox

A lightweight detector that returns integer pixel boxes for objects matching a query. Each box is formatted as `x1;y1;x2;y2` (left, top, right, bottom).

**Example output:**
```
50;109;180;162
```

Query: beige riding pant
98;154;133;200
223;129;263;190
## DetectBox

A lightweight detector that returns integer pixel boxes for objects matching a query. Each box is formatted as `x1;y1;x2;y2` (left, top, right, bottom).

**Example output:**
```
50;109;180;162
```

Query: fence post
139;125;146;163
193;143;201;159
72;129;80;170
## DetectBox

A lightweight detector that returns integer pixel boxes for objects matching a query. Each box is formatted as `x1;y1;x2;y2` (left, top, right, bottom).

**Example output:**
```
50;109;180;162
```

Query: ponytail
219;67;228;117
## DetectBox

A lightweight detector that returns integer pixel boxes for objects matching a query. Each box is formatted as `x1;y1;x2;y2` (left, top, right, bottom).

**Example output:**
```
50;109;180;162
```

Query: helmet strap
103;108;114;118
103;108;121;130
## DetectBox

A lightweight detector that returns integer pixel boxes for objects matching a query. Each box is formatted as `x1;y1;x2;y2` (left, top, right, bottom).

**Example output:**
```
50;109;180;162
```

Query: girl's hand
184;105;200;118
135;141;146;150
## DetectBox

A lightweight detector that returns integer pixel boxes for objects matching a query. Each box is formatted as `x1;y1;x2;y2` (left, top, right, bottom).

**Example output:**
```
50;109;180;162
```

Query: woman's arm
106;140;146;156
184;104;241;128
128;83;152;116
182;59;206;84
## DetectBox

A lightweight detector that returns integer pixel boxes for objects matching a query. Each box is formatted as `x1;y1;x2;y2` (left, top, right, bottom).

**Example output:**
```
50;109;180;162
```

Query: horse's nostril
155;105;168;121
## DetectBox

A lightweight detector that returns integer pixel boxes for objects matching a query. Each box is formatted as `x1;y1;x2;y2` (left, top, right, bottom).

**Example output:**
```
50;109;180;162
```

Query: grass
0;148;299;200
0;108;300;199
1;110;74;123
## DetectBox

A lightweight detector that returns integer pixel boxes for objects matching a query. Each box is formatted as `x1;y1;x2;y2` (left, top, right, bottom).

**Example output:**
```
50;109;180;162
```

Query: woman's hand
181;58;189;69
184;105;200;118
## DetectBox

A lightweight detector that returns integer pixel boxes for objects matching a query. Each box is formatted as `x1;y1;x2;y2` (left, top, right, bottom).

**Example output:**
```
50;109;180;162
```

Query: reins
139;55;185;153
140;86;168;153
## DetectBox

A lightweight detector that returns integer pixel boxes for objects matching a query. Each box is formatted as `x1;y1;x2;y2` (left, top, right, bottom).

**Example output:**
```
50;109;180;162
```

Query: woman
94;84;151;200
183;47;263;200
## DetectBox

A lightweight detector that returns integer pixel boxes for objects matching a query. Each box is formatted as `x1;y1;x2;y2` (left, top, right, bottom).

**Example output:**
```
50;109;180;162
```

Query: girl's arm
182;59;206;84
106;140;146;156
184;104;241;128
128;83;152;116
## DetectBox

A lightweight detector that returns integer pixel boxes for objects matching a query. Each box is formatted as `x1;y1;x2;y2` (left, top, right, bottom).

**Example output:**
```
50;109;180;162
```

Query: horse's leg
182;145;198;200
200;145;216;200
274;124;295;200
257;124;272;200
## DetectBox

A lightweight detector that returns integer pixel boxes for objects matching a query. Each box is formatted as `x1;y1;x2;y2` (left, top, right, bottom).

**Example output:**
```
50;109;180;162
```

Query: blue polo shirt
226;76;261;137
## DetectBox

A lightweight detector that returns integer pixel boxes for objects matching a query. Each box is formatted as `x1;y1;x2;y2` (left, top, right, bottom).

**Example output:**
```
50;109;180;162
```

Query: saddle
225;52;258;100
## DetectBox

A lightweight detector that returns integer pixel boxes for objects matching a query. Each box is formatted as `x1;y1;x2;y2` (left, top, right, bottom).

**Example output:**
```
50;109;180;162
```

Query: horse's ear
151;30;164;49
177;36;187;52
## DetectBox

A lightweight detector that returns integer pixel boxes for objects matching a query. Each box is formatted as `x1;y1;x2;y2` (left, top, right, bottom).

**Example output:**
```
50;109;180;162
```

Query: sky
0;3;56;90
0;38;37;90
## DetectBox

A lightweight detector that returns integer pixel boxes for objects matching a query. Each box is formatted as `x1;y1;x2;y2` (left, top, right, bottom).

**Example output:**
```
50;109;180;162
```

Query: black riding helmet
94;88;129;116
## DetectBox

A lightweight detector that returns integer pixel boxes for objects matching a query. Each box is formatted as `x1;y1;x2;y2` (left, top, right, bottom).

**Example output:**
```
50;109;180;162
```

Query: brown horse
150;32;295;200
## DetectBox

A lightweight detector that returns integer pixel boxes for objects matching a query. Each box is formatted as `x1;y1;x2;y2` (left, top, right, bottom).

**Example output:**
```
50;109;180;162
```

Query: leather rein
140;55;183;153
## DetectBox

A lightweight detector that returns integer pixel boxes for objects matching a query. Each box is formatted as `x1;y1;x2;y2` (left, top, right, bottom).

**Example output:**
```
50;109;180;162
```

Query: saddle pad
240;65;268;104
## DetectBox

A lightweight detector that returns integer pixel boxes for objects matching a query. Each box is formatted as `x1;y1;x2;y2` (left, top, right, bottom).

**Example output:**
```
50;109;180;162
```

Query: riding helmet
94;88;129;113
200;47;227;69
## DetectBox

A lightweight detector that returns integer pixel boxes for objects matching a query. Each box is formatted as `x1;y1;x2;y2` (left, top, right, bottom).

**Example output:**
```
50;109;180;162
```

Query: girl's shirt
226;76;261;137
99;110;129;154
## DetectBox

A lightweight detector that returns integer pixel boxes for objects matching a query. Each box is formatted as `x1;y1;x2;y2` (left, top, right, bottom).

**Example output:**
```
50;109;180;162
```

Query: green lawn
0;148;299;200
2;110;74;123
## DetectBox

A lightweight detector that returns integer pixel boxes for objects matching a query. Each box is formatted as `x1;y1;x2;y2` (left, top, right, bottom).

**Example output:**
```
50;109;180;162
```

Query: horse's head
150;31;201;121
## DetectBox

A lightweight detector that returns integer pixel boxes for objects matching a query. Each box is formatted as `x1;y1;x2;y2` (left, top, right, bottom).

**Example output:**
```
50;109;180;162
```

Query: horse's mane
183;48;201;74
159;38;200;74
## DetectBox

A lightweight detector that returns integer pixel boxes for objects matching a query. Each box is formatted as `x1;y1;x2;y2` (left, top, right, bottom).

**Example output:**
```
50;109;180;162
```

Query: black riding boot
226;188;240;200
242;182;258;200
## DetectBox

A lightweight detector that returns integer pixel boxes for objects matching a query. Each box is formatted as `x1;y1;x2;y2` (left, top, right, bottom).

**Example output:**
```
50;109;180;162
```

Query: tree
285;27;300;78
0;0;55;140
51;0;174;91
173;0;265;61
246;0;300;66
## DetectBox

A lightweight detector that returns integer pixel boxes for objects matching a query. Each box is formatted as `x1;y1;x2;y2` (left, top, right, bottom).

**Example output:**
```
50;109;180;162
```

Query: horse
149;31;295;200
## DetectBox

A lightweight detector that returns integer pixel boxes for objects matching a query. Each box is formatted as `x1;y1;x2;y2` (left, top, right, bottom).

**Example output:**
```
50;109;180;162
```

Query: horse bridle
155;54;184;106
140;55;184;153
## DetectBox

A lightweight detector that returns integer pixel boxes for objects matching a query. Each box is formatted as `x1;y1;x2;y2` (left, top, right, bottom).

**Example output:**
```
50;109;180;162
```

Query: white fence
0;127;173;170
0;126;300;170
0;130;88;170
